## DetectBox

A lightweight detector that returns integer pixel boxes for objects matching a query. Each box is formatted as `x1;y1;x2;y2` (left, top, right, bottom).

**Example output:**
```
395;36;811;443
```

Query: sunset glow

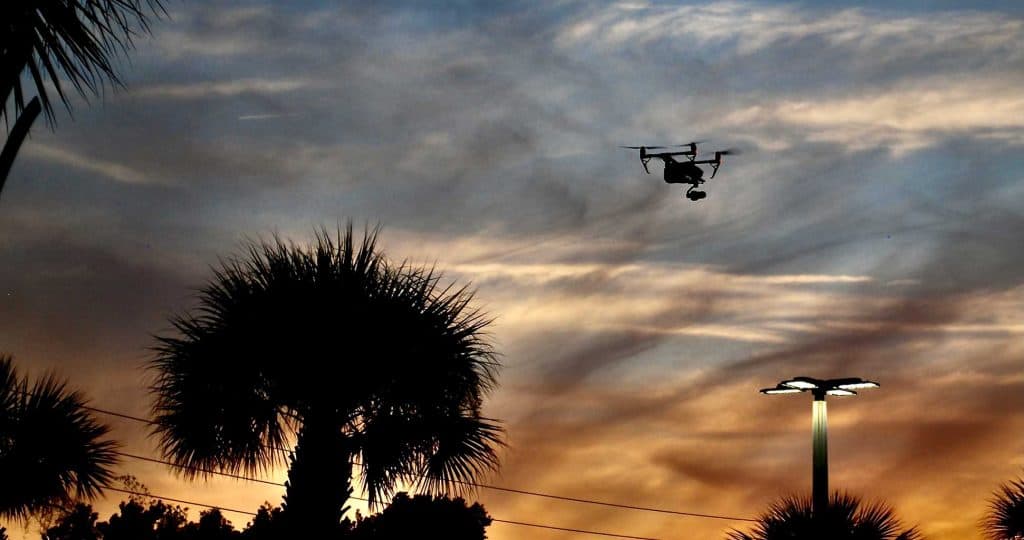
4;2;1024;540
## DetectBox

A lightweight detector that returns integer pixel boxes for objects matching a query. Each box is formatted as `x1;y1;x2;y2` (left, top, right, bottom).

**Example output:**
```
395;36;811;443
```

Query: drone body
621;142;736;201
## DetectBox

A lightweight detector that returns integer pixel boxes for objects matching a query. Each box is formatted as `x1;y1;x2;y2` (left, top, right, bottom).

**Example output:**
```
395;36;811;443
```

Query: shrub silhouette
351;492;491;540
44;492;493;540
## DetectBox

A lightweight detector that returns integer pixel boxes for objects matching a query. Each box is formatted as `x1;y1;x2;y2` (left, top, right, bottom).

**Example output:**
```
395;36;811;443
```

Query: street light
760;376;879;514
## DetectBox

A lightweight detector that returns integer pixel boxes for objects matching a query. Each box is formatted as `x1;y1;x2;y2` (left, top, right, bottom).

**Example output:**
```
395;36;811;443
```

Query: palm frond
0;355;119;521
1;0;166;126
150;323;293;478
415;414;504;495
984;475;1024;540
728;492;922;540
150;223;504;525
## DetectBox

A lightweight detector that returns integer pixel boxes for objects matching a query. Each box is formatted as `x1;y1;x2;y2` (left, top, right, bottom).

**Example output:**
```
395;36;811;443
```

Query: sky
3;1;1024;539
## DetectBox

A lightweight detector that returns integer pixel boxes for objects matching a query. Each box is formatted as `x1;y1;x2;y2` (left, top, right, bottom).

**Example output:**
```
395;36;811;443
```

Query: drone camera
686;190;707;201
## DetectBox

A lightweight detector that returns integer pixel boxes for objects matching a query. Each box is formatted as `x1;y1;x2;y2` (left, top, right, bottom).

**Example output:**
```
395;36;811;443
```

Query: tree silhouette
97;499;187;540
728;492;922;540
351;492;492;540
42;503;100;540
44;494;491;540
150;225;504;539
0;355;118;521
1;0;165;198
983;475;1024;540
45;499;232;540
238;504;290;540
180;509;238;540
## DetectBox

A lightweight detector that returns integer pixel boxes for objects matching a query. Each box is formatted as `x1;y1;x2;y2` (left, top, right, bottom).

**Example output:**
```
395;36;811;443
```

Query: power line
116;451;284;487
489;518;662;540
444;478;755;522
101;485;665;540
104;486;257;517
89;402;755;522
82;404;155;426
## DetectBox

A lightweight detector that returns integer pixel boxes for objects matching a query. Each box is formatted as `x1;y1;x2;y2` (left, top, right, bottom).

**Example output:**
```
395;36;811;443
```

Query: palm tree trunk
0;96;42;202
282;411;354;538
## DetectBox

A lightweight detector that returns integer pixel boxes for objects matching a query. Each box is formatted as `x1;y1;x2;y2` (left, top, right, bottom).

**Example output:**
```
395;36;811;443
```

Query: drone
621;142;737;201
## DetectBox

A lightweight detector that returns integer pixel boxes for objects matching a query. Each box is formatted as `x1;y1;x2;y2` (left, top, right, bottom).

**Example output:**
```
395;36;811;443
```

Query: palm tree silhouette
1;0;165;197
728;492;922;540
150;226;504;537
0;355;119;521
983;475;1024;540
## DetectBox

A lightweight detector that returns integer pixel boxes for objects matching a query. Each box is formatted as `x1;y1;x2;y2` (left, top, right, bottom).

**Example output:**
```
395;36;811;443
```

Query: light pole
760;376;879;514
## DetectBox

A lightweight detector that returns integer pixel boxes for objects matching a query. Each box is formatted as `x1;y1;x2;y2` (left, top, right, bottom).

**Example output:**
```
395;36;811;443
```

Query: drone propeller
620;143;702;150
707;148;740;179
622;143;707;174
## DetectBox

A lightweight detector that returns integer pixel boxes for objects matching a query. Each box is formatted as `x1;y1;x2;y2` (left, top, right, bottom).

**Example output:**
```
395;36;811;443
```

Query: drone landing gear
686;186;707;201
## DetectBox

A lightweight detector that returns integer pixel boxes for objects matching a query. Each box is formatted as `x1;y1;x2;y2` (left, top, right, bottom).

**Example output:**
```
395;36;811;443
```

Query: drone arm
702;151;725;178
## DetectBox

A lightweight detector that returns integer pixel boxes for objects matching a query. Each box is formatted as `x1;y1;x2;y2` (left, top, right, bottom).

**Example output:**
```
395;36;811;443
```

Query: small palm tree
1;0;165;196
150;225;504;538
983;475;1024;540
0;355;119;521
728;492;922;540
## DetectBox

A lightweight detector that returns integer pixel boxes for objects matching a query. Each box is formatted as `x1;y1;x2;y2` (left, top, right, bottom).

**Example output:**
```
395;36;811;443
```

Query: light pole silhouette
760;376;879;514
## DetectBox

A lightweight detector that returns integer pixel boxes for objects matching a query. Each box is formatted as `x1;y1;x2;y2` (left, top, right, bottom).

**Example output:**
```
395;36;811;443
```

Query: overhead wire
91;403;755;523
100;485;665;540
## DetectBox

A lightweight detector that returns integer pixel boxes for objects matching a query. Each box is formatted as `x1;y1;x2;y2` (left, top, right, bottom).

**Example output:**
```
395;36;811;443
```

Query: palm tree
0;355;119;521
150;226;504;538
1;0;165;198
728;492;922;540
983;475;1024;540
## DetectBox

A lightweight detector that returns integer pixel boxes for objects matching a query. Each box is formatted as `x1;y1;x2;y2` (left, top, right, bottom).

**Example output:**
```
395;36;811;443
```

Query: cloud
22;144;153;185
720;77;1024;154
129;78;314;99
237;113;303;121
5;2;1024;540
557;2;1024;60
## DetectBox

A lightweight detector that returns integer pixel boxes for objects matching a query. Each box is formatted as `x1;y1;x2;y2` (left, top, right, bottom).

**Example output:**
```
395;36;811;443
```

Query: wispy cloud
22;144;153;185
5;2;1024;540
130;78;314;99
721;78;1024;154
237;112;302;121
558;2;1024;58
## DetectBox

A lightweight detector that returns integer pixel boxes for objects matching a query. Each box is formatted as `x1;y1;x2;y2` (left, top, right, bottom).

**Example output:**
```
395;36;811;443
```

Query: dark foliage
97;499;188;540
728;492;922;540
150;225;504;538
45;499;199;540
180;509;236;540
1;0;166;124
983;475;1024;540
1;0;166;199
42;503;100;540
0;355;119;521
237;504;289;540
351;492;491;540
43;493;491;540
